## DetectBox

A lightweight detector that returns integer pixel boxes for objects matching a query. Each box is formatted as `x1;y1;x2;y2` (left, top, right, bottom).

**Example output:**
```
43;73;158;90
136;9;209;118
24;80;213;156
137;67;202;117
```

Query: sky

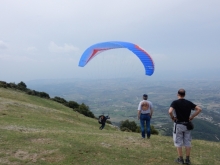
0;0;220;83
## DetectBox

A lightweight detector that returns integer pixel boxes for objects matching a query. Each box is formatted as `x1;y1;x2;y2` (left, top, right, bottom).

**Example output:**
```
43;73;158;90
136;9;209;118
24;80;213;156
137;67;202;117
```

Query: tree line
0;81;95;118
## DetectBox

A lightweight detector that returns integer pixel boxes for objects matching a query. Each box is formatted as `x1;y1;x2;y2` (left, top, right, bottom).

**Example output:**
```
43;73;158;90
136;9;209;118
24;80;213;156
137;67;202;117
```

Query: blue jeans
140;114;151;138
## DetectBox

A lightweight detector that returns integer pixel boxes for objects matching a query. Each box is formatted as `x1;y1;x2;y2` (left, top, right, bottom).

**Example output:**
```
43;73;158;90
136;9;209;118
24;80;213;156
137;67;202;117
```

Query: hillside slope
0;88;220;165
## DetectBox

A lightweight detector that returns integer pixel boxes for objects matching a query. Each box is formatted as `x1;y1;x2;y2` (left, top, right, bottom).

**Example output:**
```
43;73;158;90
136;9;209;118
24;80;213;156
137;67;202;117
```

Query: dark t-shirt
100;116;110;124
170;99;196;122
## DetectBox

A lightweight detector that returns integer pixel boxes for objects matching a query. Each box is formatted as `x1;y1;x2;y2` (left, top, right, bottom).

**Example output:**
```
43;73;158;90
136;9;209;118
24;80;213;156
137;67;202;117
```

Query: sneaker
185;159;191;165
147;136;150;139
175;158;184;164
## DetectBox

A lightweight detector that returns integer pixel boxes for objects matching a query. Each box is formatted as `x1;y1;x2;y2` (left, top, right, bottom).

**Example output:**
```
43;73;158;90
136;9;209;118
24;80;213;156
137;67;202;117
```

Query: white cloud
0;40;7;49
0;54;35;62
49;42;79;53
27;46;37;52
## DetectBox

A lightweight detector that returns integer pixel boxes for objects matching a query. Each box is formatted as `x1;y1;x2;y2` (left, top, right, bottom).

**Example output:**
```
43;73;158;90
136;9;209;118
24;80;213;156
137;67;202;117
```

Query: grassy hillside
0;88;220;165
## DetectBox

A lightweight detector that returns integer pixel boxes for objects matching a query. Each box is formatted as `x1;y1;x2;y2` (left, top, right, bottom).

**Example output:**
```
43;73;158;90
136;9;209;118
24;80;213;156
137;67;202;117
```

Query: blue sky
0;0;220;83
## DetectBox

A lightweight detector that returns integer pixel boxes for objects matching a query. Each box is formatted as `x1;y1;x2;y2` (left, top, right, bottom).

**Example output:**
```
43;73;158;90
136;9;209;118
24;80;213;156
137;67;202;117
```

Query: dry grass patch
0;149;63;164
0;125;40;132
31;138;53;144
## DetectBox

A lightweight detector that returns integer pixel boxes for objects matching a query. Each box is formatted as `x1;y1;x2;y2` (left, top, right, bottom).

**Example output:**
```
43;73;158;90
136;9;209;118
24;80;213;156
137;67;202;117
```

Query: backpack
98;115;104;124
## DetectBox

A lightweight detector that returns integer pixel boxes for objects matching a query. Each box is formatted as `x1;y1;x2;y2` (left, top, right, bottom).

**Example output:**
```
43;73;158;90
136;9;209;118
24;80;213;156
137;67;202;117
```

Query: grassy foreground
0;88;220;165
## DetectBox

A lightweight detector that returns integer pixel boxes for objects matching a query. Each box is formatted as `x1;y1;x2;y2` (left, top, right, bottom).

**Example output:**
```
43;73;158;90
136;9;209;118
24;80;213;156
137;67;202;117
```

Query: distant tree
121;127;132;132
9;82;17;88
26;89;32;95
68;101;79;109
76;103;95;118
30;90;38;95
0;81;7;88
0;81;6;84
17;81;27;90
106;120;112;125
39;92;50;98
150;125;159;135
120;120;138;132
52;96;68;106
120;119;159;135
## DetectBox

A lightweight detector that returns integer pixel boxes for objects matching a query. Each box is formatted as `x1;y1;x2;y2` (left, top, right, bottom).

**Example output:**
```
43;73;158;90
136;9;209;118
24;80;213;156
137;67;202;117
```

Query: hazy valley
27;78;220;142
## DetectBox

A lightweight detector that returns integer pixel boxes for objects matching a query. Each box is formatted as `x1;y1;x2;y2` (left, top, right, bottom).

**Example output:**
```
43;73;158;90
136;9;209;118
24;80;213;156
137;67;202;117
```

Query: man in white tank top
137;94;153;139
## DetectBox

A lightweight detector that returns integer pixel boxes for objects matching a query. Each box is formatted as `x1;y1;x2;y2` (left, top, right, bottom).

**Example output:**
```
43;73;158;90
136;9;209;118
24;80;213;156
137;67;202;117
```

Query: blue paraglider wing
78;41;154;76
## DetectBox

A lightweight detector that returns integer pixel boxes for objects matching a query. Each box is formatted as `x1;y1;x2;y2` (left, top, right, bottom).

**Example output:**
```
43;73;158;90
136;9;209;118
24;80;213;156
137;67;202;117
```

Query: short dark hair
178;89;185;97
143;94;148;100
143;94;148;97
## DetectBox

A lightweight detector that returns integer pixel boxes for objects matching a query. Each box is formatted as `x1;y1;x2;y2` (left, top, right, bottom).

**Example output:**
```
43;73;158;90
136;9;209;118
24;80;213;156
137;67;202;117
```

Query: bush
38;92;50;99
106;120;112;125
151;125;159;135
52;96;68;105
120;127;132;132
120;120;138;132
76;103;95;118
0;81;7;88
8;83;17;88
120;119;159;135
17;81;27;91
68;101;79;109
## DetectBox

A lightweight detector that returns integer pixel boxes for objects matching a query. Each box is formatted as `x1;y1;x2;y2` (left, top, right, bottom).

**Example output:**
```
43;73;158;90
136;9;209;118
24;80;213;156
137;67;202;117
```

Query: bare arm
137;110;141;120
168;107;176;121
189;105;202;121
137;102;142;120
150;107;153;118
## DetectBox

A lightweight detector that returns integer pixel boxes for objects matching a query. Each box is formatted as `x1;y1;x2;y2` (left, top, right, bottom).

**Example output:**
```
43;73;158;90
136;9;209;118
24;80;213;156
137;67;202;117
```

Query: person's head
177;89;185;98
143;94;148;100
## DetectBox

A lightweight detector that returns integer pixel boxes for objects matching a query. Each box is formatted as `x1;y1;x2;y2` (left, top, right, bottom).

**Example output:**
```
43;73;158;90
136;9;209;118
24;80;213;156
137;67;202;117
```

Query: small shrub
120;127;132;132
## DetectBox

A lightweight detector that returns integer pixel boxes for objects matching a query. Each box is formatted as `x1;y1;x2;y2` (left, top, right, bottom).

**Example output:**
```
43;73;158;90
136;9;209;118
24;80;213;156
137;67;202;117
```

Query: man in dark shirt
168;89;202;164
99;115;110;130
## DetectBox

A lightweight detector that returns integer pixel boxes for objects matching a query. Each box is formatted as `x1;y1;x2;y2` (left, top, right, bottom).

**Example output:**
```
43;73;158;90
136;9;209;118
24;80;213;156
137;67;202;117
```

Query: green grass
0;88;220;165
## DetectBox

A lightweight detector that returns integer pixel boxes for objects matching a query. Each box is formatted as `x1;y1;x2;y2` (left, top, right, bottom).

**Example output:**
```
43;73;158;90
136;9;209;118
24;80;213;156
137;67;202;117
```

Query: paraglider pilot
98;115;110;130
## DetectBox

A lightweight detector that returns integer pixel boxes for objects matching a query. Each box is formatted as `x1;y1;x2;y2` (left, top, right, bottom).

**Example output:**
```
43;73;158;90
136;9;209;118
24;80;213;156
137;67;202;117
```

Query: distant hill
0;87;220;165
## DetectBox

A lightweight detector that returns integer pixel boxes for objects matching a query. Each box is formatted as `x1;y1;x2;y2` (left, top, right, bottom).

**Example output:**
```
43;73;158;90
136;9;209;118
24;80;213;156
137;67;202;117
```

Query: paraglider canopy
78;41;154;76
